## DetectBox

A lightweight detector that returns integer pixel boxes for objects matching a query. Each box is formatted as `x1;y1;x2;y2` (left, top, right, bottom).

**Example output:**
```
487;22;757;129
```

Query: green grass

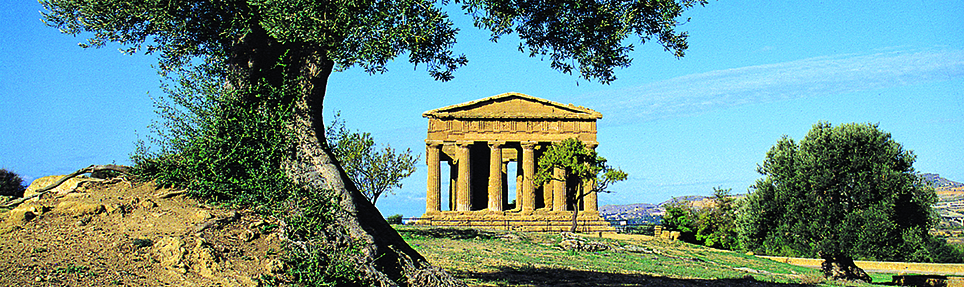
397;226;888;286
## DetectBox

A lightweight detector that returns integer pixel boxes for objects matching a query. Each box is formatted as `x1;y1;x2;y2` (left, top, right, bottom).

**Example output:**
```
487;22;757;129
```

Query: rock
264;258;284;275
55;201;105;217
619;244;652;253
24;175;88;197
103;203;127;214
139;199;157;209
239;229;258;242
559;239;610;252
195;210;213;221
497;233;525;242
191;238;221;278
155;237;188;274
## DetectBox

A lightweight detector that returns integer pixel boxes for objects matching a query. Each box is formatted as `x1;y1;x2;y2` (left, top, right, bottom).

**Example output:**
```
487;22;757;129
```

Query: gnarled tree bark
231;26;464;286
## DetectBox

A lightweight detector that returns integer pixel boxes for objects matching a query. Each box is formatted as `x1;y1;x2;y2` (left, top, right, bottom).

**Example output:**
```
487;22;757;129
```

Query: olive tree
535;138;627;233
41;0;708;284
740;122;937;282
326;114;418;205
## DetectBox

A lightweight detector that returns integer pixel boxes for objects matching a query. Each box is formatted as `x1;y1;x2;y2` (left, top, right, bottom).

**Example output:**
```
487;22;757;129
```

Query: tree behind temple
740;122;937;282
325;114;418;205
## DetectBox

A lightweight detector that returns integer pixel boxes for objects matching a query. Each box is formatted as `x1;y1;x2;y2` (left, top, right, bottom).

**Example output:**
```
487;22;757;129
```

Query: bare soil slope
0;176;284;286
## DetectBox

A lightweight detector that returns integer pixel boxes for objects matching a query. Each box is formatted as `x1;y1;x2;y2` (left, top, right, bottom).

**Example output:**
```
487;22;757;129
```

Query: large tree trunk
820;253;871;283
234;27;464;287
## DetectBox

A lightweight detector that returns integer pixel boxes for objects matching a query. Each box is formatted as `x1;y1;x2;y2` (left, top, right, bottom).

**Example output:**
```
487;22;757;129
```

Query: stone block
55;201;105;217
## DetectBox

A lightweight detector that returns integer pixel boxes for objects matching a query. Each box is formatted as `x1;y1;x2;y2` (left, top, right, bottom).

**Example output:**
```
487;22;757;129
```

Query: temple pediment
423;92;602;120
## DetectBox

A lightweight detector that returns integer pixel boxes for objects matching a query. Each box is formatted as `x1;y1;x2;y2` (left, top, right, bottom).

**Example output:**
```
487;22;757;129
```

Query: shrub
0;169;26;197
131;67;361;285
386;214;403;225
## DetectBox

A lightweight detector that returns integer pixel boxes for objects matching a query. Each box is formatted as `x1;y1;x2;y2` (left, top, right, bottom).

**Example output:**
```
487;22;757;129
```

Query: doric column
542;178;553;210
425;141;442;213
455;141;472;211
584;142;599;212
521;141;536;212
584;178;597;212
515;148;524;210
553;166;567;211
487;141;503;211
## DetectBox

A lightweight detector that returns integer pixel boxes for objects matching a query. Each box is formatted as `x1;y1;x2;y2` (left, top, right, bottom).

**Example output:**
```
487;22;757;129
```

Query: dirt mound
0;176;284;286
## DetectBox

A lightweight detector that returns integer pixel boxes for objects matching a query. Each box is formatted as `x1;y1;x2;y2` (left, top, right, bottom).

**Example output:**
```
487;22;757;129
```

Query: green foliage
694;188;740;250
282;187;365;286
0;169;26;197
386;214;404;225
42;0;708;85
131;66;297;210
325;114;419;205
740;122;939;262
461;0;709;83
661;199;698;243
534;138;628;196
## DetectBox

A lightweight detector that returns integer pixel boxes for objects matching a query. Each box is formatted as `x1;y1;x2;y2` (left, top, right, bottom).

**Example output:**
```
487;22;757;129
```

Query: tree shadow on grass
400;227;502;240
455;266;819;287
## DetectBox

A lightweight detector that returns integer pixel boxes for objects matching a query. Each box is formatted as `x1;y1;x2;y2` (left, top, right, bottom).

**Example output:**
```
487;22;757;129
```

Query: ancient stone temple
420;92;614;233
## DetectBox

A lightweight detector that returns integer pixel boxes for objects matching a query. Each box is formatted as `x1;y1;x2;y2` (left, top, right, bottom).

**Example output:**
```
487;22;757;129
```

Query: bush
0;169;26;197
131;67;297;210
386;214;403;225
131;67;361;285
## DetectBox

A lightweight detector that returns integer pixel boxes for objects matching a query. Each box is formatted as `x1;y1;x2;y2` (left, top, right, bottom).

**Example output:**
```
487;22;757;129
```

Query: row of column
425;140;598;213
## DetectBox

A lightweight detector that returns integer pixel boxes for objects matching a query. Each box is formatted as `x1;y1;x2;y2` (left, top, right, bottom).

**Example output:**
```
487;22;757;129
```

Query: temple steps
416;210;616;233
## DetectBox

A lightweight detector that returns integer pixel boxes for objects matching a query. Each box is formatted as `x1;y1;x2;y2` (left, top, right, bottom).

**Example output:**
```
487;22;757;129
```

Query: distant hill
602;173;964;224
921;173;964;188
921;173;964;200
600;196;711;224
599;203;660;223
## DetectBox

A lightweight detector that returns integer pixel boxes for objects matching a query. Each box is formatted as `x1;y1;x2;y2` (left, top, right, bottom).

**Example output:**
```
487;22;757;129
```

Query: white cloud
585;48;964;125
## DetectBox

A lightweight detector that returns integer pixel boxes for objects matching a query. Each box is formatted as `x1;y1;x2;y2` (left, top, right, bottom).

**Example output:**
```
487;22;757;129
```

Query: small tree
695;187;739;249
0;169;26;198
661;199;698;242
659;189;739;249
535;138;627;233
325;114;419;205
741;122;937;282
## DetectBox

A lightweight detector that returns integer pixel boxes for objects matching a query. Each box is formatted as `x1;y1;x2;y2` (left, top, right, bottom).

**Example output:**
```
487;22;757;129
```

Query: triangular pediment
423;92;602;120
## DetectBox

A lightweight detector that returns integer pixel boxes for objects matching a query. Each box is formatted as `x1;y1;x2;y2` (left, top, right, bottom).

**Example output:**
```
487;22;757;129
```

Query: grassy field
396;226;892;287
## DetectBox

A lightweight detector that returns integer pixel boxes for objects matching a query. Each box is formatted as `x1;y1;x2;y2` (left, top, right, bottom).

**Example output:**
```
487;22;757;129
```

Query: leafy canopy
740;122;938;262
42;0;708;83
535;138;627;195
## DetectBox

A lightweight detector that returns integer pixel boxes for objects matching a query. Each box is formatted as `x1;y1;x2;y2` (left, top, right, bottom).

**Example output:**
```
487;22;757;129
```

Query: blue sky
1;1;962;218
